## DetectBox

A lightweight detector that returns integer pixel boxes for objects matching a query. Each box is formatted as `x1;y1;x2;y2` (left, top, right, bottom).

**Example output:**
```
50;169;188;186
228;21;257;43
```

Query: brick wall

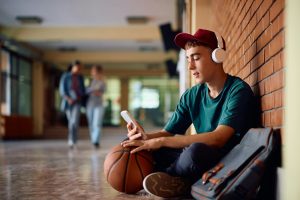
211;0;285;132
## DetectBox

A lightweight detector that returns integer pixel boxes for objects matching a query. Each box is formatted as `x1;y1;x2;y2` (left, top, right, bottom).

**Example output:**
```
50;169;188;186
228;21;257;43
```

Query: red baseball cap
174;28;224;50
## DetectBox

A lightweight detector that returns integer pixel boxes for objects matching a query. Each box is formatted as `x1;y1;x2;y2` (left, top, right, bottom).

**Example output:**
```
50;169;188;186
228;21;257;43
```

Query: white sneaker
68;141;76;149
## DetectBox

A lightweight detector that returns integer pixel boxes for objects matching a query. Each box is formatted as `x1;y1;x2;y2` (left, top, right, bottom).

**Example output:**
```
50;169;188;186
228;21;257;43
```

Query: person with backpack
121;28;256;198
59;60;86;149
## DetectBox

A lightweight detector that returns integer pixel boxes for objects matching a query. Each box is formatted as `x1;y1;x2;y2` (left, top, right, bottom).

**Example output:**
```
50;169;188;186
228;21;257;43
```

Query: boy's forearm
160;125;235;149
146;130;173;139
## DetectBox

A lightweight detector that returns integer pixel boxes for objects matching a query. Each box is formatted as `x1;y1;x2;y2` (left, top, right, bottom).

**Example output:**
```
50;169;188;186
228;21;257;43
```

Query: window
1;49;32;116
141;88;159;109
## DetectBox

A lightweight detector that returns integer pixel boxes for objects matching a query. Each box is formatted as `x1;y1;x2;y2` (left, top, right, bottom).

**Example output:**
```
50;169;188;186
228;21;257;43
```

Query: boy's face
185;45;216;84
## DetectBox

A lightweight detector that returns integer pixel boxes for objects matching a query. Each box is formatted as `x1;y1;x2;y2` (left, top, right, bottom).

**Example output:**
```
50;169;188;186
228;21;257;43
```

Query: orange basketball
103;143;154;194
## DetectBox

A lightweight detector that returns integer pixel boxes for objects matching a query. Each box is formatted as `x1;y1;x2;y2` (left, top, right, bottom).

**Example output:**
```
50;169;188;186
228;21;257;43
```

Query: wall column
32;61;44;136
120;77;129;126
184;0;214;134
284;0;300;199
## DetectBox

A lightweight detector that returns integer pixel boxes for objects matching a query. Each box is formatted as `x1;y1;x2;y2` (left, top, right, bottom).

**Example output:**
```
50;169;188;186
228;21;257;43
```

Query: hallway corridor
0;127;157;200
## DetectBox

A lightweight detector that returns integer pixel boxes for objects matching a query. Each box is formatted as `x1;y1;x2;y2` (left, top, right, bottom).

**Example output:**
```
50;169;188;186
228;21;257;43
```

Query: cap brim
174;33;198;49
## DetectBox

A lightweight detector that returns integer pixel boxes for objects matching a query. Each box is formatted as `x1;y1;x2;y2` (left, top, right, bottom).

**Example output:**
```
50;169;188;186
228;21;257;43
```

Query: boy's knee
185;143;211;159
172;143;221;177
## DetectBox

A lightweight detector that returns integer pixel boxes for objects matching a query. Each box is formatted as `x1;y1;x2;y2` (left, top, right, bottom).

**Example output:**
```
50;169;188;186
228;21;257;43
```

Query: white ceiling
0;0;178;52
0;0;177;27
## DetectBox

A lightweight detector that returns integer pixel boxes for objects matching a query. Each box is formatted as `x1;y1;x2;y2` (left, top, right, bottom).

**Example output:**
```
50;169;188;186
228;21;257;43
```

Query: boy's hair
185;40;212;50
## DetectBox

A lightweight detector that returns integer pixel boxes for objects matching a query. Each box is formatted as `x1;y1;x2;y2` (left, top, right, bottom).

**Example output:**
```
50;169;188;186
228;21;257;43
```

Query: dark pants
153;143;222;183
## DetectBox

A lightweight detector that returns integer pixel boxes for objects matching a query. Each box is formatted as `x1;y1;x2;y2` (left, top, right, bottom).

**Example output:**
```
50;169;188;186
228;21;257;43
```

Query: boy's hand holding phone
120;110;147;140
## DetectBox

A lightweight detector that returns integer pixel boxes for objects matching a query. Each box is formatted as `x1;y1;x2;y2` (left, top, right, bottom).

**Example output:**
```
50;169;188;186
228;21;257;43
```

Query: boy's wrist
158;137;166;147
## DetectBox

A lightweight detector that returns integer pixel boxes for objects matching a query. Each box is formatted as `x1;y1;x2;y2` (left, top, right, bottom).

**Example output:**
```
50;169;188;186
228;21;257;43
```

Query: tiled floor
0;127;162;200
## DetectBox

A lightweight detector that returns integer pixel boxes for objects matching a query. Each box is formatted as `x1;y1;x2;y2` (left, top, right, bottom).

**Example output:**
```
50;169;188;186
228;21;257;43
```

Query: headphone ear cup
212;48;226;63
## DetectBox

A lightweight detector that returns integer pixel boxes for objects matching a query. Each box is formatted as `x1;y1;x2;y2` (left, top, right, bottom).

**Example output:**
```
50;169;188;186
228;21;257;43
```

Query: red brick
262;10;270;30
237;8;247;28
250;0;263;17
261;93;274;111
273;51;284;72
249;71;258;86
244;34;253;51
242;11;251;31
271;11;284;37
245;0;254;13
265;44;271;61
233;64;239;75
257;25;272;51
269;30;285;58
240;28;248;47
245;42;257;64
252;15;264;40
263;111;271;127
270;70;284;91
235;0;246;21
274;89;283;108
256;0;273;21
251;50;265;72
280;51;285;67
245;77;251;86
270;0;284;21
240;63;251;79
250;60;258;74
264;77;272;94
271;108;283;127
247;14;257;34
258;59;274;81
238;46;244;60
257;50;265;67
258;80;265;95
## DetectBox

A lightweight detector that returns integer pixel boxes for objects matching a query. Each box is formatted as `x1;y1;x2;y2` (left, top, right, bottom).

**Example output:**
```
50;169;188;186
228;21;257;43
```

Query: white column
284;0;300;199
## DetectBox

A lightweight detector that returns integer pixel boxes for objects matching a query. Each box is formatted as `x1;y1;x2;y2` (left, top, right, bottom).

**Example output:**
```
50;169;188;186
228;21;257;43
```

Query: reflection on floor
0;127;161;200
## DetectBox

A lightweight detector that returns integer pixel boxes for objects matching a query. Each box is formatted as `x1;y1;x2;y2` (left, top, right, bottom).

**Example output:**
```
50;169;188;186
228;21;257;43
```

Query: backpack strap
202;163;224;184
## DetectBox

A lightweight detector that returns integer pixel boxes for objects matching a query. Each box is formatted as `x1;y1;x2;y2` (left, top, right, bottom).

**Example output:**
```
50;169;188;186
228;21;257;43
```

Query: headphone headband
211;31;226;63
214;32;224;49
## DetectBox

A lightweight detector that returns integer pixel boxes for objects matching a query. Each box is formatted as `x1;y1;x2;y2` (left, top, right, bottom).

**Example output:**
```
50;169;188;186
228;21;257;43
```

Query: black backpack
191;128;279;200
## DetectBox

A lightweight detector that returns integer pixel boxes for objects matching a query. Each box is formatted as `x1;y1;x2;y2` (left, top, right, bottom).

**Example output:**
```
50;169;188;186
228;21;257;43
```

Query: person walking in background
59;60;86;149
59;63;73;123
86;65;106;149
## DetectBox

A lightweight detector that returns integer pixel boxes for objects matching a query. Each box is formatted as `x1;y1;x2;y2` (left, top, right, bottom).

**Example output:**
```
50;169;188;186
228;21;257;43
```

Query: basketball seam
135;154;145;179
123;150;131;193
106;152;124;182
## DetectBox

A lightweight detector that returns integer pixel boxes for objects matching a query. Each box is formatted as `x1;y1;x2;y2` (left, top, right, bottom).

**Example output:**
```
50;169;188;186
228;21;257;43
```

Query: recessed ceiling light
58;47;77;52
126;16;150;24
15;16;43;25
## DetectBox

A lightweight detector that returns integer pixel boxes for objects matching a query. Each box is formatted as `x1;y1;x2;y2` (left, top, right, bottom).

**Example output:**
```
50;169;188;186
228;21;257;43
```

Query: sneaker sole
143;172;190;198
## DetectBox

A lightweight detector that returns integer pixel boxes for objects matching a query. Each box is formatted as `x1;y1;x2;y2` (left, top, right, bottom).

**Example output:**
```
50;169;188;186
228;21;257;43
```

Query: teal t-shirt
164;74;255;153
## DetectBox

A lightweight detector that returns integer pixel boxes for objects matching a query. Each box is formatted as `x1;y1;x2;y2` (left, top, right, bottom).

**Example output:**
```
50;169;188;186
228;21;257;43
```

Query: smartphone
120;110;146;139
120;110;140;128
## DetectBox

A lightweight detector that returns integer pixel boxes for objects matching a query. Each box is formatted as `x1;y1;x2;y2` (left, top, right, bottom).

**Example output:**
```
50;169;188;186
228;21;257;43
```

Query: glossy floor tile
0;127;160;200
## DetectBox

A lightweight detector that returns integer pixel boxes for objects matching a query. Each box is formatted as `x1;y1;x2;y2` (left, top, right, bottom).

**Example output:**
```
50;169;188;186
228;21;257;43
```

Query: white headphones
211;32;227;63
